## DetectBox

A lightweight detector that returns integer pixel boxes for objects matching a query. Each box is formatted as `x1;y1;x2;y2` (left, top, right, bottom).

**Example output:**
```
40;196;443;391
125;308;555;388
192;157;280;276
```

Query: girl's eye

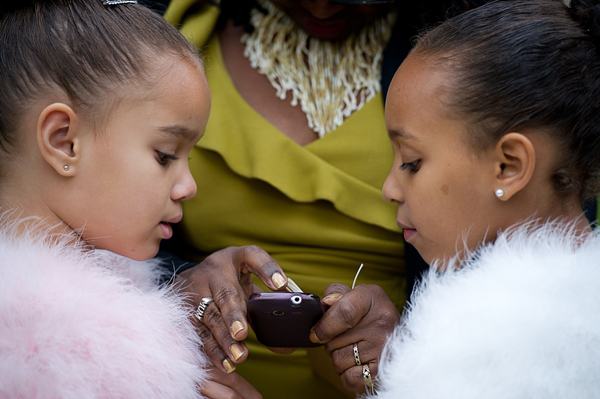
156;151;178;166
400;160;421;173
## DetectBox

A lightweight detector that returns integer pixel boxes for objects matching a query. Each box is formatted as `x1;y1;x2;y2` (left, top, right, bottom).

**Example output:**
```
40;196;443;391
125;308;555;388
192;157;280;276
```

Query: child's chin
416;249;435;268
119;246;160;262
92;239;159;261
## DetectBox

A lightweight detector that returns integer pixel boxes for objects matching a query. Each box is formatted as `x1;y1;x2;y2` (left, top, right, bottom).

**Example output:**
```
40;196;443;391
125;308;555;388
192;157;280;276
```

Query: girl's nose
172;166;197;202
382;168;404;204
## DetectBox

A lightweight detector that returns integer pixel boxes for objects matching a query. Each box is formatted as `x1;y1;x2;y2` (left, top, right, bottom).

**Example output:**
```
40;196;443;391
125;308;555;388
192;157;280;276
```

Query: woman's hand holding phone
175;245;289;374
308;283;401;394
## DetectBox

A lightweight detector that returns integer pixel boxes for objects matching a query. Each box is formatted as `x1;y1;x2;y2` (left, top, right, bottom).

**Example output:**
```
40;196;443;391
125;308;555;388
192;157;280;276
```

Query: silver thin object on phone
351;263;365;289
285;277;303;293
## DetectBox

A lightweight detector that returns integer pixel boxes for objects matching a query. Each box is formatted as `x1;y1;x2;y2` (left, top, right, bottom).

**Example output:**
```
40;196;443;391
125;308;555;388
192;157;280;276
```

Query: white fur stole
0;223;207;398
374;223;600;399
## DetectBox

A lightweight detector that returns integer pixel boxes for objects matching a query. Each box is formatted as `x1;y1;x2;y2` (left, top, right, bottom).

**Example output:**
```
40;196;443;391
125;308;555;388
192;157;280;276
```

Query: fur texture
0;221;207;398
374;222;600;399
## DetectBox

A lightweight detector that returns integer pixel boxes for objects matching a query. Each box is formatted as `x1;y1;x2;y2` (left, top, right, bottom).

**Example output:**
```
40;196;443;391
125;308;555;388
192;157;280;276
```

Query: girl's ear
37;103;80;176
493;132;535;201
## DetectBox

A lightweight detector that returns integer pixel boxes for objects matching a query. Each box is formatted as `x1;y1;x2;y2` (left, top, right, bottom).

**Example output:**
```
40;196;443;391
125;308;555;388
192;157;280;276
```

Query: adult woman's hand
309;283;401;394
174;245;289;374
201;368;263;399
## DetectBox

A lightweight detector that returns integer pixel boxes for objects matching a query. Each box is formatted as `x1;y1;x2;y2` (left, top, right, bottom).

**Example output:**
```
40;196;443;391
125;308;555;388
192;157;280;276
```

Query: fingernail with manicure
230;343;246;361
271;272;286;289
323;293;342;306
222;358;236;374
309;328;323;344
231;320;245;337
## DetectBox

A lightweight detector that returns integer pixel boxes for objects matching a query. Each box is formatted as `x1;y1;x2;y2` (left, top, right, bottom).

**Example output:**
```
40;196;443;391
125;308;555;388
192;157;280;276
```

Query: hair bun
570;0;600;44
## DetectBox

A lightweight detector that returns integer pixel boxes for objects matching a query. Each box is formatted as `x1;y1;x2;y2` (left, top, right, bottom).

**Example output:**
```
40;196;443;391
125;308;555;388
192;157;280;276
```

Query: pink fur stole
0;223;207;398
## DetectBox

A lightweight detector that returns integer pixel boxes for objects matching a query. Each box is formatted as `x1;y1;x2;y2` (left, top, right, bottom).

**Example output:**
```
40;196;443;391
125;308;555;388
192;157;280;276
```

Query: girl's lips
160;214;181;240
159;222;173;240
397;221;417;242
403;228;417;242
164;214;182;224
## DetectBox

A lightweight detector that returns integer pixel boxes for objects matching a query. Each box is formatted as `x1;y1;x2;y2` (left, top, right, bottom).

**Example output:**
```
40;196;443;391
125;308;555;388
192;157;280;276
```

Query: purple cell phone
247;292;324;348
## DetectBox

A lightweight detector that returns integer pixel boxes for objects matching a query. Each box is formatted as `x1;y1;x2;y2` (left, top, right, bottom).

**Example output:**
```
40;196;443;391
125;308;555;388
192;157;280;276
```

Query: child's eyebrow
158;125;199;142
388;128;418;142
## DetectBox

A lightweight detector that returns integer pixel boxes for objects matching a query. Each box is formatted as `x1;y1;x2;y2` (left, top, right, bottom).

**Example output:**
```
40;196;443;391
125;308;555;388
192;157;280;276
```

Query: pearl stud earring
495;188;504;198
63;165;69;171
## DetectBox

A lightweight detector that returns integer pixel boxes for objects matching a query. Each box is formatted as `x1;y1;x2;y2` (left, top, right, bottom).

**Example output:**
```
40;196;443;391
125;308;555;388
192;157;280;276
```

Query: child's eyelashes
400;160;421;173
156;151;178;166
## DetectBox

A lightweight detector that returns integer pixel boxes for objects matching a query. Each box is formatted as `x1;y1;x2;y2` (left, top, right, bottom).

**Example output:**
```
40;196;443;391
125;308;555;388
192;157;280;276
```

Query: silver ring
353;343;361;366
195;297;214;323
362;363;374;394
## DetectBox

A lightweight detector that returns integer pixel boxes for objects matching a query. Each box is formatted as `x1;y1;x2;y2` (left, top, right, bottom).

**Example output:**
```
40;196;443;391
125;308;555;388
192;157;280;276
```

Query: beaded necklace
242;0;396;137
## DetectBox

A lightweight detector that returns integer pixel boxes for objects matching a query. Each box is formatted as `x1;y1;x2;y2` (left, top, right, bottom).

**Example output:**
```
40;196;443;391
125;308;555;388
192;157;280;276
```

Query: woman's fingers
321;283;351;306
201;368;263;399
329;340;380;375
309;284;401;394
338;360;379;394
200;246;287;341
176;261;247;336
173;245;287;370
231;245;289;292
175;265;248;370
310;284;372;344
193;305;248;373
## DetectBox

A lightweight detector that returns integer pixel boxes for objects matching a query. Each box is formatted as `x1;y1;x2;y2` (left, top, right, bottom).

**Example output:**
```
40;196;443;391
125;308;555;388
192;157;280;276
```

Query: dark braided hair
413;0;600;202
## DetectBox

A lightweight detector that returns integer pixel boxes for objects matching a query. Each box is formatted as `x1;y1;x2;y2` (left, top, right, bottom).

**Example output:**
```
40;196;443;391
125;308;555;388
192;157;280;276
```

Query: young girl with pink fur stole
0;0;221;397
309;0;600;397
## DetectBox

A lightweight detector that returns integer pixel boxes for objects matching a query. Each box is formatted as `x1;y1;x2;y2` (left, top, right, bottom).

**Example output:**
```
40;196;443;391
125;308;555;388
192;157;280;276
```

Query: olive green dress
166;2;407;398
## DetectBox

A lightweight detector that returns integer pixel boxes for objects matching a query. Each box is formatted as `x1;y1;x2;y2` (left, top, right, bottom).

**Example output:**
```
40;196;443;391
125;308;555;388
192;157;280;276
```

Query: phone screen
247;292;324;347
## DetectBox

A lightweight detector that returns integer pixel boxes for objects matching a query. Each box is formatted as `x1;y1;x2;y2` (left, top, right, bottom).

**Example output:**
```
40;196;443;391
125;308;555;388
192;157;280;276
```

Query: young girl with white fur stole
375;0;600;395
0;1;216;397
310;0;600;396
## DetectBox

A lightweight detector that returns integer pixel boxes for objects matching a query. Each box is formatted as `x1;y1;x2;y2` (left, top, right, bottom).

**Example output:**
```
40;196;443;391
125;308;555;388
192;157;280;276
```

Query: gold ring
353;343;361;365
362;363;374;394
195;297;214;323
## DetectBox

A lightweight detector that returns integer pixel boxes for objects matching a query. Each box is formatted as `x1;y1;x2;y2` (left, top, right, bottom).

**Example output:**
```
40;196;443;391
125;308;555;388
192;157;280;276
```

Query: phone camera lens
290;295;302;306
